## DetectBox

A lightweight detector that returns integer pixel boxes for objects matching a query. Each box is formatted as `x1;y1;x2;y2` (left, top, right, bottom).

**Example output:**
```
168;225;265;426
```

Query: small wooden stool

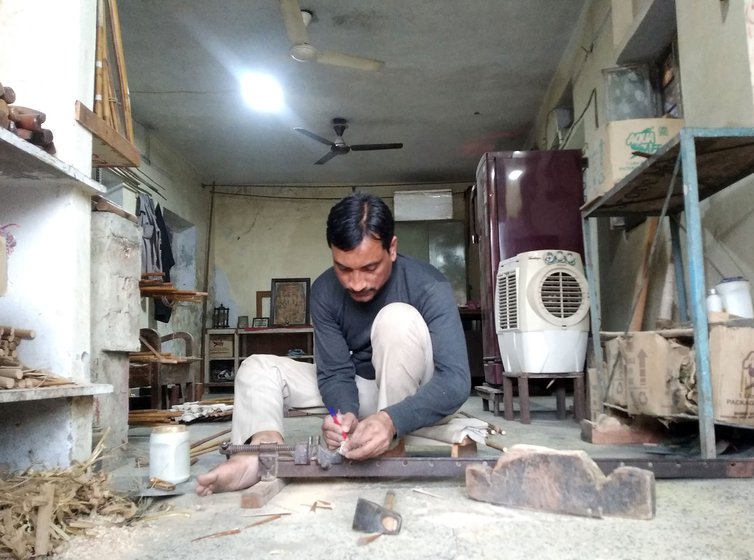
475;384;504;416
502;372;586;424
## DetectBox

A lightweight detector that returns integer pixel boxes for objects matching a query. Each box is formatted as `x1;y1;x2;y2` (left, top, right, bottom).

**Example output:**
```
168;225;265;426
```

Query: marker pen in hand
327;406;348;441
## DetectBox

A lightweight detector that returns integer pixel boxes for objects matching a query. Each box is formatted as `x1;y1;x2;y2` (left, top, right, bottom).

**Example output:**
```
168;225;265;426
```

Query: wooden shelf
0;383;112;404
0;127;105;194
582;129;754;218
581;127;754;458
204;327;315;386
239;326;314;334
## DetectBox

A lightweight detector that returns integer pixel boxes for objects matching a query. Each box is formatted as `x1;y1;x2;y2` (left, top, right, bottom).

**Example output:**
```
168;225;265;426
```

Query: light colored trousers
231;302;434;443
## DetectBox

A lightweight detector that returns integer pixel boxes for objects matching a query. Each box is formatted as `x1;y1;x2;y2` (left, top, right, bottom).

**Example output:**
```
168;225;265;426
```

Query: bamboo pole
108;0;134;142
94;0;107;119
190;428;231;450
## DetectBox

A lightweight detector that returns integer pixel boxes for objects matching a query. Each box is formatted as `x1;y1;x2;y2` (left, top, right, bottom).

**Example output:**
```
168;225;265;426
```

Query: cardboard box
584;118;685;202
601;332;696;418
602;338;628;409
208;335;234;358
709;325;754;427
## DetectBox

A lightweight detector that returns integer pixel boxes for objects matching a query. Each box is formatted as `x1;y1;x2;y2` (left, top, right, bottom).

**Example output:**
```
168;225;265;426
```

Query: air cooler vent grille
539;271;584;319
496;270;518;329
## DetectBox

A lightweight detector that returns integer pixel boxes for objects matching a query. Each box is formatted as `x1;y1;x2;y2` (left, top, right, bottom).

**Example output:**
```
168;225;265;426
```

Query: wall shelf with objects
0;128;112;472
582;127;754;460
204;327;314;389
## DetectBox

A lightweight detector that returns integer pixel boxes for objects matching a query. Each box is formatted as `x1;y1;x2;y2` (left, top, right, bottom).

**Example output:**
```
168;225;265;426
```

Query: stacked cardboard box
709;325;754;427
602;332;696;418
596;325;754;427
584;117;685;203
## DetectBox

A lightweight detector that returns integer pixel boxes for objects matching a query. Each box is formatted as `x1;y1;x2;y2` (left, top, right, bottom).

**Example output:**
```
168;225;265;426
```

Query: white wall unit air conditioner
494;249;590;374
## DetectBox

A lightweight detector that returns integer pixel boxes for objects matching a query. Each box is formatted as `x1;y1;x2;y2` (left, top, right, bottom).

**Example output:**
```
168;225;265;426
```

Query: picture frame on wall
270;278;311;327
251;317;269;328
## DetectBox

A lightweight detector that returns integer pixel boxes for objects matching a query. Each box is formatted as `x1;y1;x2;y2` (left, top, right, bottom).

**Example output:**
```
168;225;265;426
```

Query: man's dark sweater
310;254;470;437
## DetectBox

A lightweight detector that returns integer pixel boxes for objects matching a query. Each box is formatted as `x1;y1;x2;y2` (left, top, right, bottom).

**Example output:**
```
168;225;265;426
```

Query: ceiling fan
294;118;404;165
278;0;385;72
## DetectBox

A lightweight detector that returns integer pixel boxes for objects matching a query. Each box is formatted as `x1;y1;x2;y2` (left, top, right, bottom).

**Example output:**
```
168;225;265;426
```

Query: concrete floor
56;395;754;560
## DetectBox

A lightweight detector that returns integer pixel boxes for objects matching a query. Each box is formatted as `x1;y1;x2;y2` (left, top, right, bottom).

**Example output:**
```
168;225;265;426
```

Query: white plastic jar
149;424;190;484
706;288;723;313
715;277;754;319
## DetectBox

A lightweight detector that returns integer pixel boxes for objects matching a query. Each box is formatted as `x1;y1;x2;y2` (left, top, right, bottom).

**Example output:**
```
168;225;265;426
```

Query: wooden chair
129;328;199;409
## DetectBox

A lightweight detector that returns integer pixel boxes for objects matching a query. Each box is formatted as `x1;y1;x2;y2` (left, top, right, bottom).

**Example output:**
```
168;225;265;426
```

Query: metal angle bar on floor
219;440;754;480
269;456;754;480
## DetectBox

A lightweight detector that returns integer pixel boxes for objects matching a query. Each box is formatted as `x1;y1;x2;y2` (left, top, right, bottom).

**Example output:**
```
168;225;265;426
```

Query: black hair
326;192;394;251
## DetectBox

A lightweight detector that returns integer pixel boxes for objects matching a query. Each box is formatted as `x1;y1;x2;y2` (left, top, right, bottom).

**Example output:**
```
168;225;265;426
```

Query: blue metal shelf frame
582;127;754;459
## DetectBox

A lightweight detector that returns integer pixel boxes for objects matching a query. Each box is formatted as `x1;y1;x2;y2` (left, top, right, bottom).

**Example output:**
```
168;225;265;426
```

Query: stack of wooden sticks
0;326;73;390
0;82;55;154
139;273;208;303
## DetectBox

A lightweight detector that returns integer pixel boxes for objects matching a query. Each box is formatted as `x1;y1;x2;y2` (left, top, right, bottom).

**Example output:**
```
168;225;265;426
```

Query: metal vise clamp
219;436;343;481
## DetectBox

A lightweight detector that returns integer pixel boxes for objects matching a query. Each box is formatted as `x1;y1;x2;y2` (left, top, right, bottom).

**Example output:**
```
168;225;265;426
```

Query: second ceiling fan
278;0;385;72
295;118;404;165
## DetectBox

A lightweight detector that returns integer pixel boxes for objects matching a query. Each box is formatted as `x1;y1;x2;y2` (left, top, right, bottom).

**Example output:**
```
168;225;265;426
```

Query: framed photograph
251;317;269;328
256;290;271;317
270;278;311;327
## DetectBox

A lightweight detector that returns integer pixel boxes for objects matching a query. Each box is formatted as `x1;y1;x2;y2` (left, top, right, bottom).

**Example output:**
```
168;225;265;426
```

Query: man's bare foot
195;432;283;496
195;454;260;496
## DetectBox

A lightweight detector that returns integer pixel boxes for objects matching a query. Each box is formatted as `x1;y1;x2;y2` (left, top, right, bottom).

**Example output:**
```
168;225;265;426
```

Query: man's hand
321;411;358;450
341;411;396;460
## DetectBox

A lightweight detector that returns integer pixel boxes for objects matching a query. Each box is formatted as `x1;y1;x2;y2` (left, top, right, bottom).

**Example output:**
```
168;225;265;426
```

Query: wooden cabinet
204;327;314;388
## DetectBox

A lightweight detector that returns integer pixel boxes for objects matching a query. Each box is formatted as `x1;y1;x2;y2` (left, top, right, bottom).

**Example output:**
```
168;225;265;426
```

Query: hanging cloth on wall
136;193;162;275
154;204;176;323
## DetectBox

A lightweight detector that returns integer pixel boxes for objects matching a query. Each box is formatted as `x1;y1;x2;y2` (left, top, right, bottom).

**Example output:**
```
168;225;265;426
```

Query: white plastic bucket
149;424;190;484
715;277;754;319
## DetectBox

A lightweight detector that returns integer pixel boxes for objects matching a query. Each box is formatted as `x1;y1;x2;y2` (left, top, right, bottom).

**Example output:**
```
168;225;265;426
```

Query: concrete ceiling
118;1;587;187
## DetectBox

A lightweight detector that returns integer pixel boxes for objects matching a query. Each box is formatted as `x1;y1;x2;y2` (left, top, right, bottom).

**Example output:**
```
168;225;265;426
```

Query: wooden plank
33;483;55;556
92;194;138;223
74;100;140;167
241;479;288;509
466;444;655;519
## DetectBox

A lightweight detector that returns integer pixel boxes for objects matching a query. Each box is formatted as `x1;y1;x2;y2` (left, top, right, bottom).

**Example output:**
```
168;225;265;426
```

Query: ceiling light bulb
240;73;284;112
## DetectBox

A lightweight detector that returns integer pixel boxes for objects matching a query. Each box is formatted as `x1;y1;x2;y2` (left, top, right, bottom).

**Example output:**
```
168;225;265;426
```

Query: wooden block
1;86;16;104
466;444;655;519
580;414;666;445
451;437;478;458
240;479;288;509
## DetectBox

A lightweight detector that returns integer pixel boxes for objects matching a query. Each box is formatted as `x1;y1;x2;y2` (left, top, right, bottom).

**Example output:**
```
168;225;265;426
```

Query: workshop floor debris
51;396;754;560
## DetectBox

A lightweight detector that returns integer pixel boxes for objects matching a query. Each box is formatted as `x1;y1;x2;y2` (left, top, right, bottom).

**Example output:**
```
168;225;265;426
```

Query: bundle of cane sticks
190;428;232;461
0;326;73;389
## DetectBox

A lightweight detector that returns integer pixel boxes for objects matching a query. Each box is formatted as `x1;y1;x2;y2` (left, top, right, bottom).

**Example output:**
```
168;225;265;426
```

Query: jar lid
720;276;745;284
152;424;187;433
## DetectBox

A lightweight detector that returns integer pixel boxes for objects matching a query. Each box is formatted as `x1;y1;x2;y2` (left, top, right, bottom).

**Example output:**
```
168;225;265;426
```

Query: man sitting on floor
196;192;470;495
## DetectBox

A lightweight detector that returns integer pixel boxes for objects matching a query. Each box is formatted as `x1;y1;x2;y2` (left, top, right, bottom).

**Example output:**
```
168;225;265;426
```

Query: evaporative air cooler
494;249;590;374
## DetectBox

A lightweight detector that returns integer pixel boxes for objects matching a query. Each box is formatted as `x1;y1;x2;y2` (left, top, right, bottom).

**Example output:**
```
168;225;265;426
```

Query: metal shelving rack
582;127;754;459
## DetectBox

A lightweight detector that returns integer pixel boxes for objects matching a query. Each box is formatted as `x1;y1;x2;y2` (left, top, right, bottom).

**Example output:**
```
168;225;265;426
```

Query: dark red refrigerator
472;150;585;385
